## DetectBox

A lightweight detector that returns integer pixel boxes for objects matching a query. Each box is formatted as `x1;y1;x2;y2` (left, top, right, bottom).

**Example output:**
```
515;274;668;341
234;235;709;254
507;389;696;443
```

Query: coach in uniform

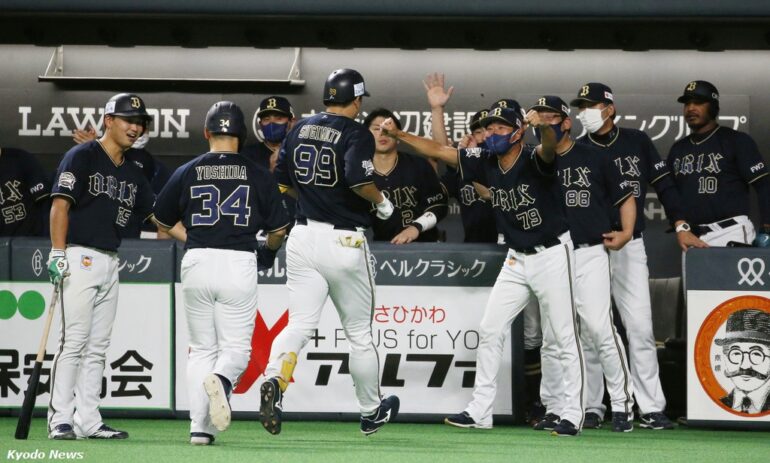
381;101;586;437
0;148;50;236
668;80;770;247
259;68;400;436
571;82;694;430
241;96;297;172
364;108;448;244
530;96;636;433
153;101;289;445
46;93;155;440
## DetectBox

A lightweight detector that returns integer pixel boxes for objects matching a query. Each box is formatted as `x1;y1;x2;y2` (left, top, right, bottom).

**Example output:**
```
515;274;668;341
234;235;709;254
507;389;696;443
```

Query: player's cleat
527;400;547;427
639;412;674;430
260;377;283;435
48;423;77;440
360;395;400;435
612;412;633;433
83;424;129;439
533;413;560;431
550;419;579;437
583;412;603;429
444;411;492;429
190;432;215;445
204;373;232;432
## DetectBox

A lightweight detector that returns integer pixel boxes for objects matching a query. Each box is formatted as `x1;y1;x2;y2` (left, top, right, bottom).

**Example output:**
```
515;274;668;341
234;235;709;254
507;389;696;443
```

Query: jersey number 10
190;184;251;227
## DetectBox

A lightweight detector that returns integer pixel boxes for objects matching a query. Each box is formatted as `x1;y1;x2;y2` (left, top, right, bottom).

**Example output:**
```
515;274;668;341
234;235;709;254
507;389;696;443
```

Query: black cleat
260;378;283;435
360;395;400;435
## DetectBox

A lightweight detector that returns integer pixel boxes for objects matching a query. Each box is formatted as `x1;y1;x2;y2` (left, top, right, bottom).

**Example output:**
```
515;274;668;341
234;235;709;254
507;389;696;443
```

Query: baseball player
153;101;289;445
0;148;50;236
530;96;636;432
668;80;770;248
381;101;586;437
241;96;297;172
571;82;693;430
260;68;400;436
364;108;448;244
46;93;156;440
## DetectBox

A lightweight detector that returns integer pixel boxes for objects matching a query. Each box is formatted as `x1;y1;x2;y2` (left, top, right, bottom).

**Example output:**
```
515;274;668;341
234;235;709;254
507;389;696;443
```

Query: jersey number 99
293;144;339;187
190;184;251;227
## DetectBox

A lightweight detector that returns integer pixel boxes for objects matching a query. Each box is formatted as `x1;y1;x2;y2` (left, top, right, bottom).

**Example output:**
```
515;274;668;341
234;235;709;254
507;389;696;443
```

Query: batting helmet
323;68;370;105
104;93;152;123
677;80;720;118
205;101;247;148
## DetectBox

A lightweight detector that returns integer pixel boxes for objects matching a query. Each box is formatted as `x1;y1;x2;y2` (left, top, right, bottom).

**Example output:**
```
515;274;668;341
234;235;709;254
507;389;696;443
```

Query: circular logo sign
694;295;770;417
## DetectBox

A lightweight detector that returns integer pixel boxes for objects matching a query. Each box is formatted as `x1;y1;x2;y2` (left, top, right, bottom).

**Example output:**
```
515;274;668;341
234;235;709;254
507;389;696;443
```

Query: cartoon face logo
695;297;770;416
130;97;142;109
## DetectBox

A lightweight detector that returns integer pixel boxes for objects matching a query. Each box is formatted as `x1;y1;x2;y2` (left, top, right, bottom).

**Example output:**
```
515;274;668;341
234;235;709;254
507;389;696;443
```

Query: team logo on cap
266;98;277;109
130;97;142;109
580;85;590;97
58;172;76;190
687;81;698;91
328;88;337;98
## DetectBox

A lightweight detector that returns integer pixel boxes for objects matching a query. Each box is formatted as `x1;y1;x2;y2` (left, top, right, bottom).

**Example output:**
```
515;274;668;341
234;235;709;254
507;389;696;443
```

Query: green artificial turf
1;418;768;463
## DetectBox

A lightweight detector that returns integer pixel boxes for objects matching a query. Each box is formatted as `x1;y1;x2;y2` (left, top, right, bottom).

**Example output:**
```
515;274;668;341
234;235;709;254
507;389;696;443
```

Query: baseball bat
15;282;61;440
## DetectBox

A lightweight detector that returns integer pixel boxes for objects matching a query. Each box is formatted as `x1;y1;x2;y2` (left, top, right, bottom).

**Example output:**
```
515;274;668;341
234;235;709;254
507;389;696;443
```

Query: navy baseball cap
677;80;719;104
479;106;523;129
714;309;770;346
529;96;570;118
257;96;295;118
469;109;489;131
570;83;614;107
489;99;524;116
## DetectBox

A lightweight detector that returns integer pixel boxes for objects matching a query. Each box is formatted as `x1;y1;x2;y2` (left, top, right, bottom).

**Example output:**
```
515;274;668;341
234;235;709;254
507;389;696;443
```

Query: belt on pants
512;237;563;255
295;217;358;232
695;217;738;236
575;238;605;249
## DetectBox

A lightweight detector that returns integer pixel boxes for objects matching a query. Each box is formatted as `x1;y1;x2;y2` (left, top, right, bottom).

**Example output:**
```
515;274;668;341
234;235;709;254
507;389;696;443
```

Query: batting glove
375;196;394;220
47;249;70;285
257;243;278;272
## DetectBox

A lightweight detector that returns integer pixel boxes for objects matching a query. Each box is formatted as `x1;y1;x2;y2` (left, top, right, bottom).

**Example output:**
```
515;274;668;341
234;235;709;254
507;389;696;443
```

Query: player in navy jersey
0;148;50;236
260;68;399;437
668;80;770;247
153;101;289;445
241;96;297;172
363;108;448;243
46;93;156;440
530;95;637;433
381;101;586;436
572;82;687;430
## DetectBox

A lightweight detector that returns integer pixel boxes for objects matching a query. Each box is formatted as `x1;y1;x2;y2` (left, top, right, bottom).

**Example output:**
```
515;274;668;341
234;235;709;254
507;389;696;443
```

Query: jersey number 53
190;184;251;227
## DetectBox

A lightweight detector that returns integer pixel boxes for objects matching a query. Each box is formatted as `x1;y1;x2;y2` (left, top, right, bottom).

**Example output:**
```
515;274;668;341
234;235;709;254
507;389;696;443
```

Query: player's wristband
376;196;394;220
412;211;437;233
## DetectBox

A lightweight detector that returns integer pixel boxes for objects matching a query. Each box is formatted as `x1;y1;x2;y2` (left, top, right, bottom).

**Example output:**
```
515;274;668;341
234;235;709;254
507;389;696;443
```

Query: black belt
695;218;738;236
513;237;563;255
295;217;358;232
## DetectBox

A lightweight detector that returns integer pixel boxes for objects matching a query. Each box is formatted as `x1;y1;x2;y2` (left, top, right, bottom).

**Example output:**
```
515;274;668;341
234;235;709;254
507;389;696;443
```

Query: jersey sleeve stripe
348;180;374;189
648;171;669;185
153;216;175;229
424;203;445;213
51;192;76;204
267;222;291;233
613;191;634;207
748;172;769;184
33;192;50;202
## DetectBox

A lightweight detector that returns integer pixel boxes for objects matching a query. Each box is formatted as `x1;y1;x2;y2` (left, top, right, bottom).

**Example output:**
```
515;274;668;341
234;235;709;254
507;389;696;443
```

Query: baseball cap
479;106;523;129
489;99;524;116
677;80;719;104
714;309;770;346
529;96;570;118
569;82;614;107
257;96;295;119
469;109;489;131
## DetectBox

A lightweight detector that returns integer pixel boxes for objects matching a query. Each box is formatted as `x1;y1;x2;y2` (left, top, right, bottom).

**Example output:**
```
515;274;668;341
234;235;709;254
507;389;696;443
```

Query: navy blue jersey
668;126;769;225
241;140;297;223
51;141;155;252
275;112;375;229
556;142;633;245
121;147;158;238
154;152;289;252
441;166;498;243
458;145;568;249
0;148;50;236
370;152;448;242
579;127;683;232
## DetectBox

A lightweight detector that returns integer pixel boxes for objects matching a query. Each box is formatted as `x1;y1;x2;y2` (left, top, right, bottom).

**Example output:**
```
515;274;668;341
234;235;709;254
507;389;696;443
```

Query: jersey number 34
190;184;251;227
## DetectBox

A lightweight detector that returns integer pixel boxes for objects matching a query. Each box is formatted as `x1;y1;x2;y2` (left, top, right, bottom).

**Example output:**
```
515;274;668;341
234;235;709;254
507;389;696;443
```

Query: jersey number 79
190;184;251;227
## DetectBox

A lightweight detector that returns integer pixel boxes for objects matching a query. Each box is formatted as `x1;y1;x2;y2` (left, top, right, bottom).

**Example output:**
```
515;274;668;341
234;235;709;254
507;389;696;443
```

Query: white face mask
577;107;607;134
131;132;149;149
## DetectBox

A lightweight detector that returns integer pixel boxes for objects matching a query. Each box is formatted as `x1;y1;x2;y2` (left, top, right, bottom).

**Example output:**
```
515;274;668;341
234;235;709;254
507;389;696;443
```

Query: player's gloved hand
375;196;394;220
257;243;278;271
753;226;770;248
47;249;69;285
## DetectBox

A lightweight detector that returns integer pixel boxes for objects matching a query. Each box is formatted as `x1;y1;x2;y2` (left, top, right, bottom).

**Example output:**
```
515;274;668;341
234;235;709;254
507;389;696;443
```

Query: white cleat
204;374;231;432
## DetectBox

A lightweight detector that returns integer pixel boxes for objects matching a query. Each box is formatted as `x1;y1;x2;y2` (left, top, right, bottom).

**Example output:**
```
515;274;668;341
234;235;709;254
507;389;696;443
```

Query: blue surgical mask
262;122;288;143
486;130;520;156
534;123;565;143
